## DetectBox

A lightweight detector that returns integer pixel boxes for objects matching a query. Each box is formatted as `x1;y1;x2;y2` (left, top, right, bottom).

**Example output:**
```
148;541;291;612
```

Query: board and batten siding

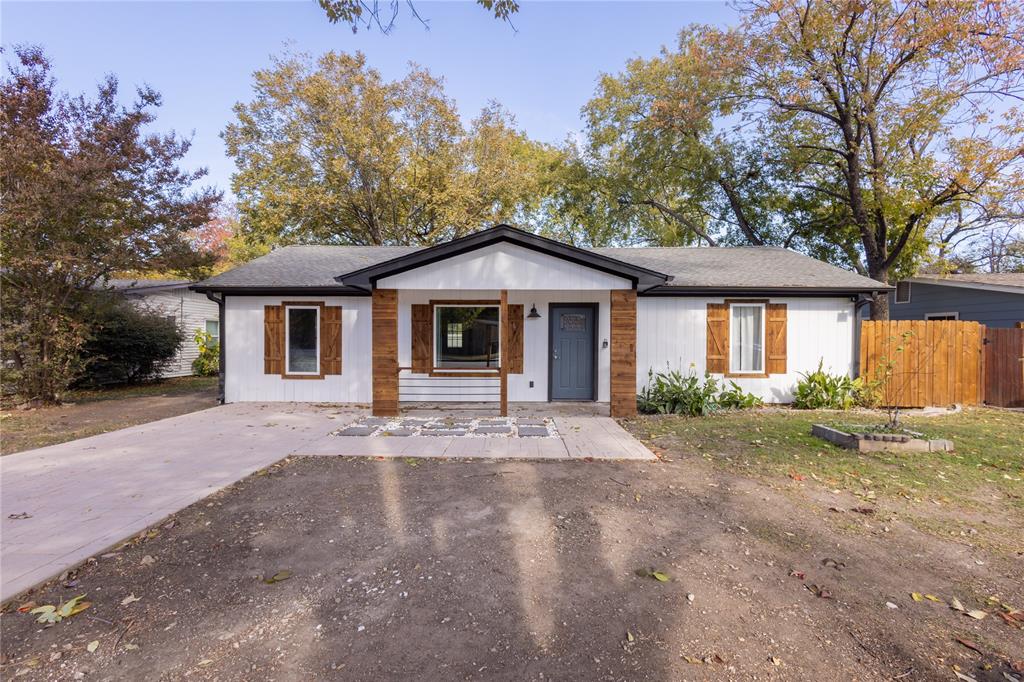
132;288;220;378
637;297;856;403
224;295;372;403
395;289;613;403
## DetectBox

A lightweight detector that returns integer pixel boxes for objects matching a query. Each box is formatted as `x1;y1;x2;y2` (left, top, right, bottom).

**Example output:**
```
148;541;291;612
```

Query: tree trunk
869;285;890;321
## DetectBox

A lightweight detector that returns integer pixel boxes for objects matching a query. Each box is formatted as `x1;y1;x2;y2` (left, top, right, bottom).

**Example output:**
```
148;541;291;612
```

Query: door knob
553;349;559;359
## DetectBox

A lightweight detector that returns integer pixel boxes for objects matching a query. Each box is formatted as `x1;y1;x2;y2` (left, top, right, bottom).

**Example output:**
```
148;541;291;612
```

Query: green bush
78;299;183;386
192;328;219;376
793;359;862;409
638;369;763;416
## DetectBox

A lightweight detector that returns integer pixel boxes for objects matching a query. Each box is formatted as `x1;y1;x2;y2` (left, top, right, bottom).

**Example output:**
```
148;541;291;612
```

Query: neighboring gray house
105;278;221;377
890;273;1024;328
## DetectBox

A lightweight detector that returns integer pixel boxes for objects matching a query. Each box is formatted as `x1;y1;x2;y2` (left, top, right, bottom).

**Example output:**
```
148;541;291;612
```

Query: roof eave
642;285;892;296
189;284;371;296
908;278;1024;295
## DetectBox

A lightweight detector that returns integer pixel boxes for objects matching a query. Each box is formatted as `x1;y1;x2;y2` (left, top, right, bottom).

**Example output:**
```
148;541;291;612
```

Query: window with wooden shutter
411;304;432;373
706;303;729;374
766;303;787;374
264;305;284;374
321;305;343;375
507;304;524;374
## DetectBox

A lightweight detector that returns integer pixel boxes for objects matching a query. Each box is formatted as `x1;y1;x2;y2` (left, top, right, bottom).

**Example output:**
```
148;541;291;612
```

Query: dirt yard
1;377;219;455
1;410;1021;681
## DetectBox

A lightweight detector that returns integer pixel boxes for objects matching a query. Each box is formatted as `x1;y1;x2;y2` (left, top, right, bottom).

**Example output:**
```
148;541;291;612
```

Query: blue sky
2;1;737;198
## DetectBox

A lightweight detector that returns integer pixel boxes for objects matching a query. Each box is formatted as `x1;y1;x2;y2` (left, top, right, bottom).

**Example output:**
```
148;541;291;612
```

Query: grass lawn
0;376;219;455
627;407;1024;551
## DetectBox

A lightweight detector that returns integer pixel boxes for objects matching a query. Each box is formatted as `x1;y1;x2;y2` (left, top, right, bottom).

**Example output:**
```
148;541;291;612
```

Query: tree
556;1;1024;318
0;46;219;402
317;0;518;33
224;51;554;248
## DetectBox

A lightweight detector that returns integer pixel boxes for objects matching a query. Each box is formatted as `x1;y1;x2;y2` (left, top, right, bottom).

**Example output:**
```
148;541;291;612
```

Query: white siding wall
133;289;220;377
636;297;856;403
224;295;373;403
396;289;612;403
378;242;632;290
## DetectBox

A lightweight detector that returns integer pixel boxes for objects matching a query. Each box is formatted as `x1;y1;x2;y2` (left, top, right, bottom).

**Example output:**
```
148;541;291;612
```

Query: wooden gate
984;326;1024;408
859;320;984;407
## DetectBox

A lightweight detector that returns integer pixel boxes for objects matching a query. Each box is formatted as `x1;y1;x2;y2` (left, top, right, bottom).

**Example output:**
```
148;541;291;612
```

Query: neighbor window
205;319;220;343
925;312;958;321
895;281;911;303
730;303;764;374
286;306;319;375
435;306;499;369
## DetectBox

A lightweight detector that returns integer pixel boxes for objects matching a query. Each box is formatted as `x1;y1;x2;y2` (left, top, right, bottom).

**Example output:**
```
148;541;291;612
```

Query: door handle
553;349;559;360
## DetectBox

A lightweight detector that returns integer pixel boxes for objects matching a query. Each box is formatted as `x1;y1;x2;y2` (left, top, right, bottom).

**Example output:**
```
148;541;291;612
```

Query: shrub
793;360;862;410
192;329;219;376
78;299;183;386
719;381;764;409
639;369;721;416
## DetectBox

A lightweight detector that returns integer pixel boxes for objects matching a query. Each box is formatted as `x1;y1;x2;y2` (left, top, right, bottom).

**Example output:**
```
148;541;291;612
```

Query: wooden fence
984;326;1024;408
859;320;984;407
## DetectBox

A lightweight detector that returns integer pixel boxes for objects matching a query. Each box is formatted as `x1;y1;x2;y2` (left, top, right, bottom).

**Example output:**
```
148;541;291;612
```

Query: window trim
205;319;220;342
432;303;501;372
284;304;321;377
895;281;911;304
925;311;959;321
726;300;767;377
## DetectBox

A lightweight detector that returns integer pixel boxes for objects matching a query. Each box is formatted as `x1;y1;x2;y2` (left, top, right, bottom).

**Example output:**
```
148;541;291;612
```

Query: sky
2;0;738;199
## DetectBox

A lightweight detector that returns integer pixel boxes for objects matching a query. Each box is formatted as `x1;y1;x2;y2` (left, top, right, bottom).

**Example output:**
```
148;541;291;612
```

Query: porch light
527;304;541;319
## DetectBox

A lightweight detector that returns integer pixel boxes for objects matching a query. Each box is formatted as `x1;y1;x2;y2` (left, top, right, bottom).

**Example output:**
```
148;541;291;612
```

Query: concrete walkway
0;403;653;603
0;403;359;602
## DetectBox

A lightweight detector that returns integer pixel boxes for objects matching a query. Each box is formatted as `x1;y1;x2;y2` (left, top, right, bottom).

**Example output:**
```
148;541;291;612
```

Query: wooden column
372;289;399;416
500;289;509;416
610;289;637;417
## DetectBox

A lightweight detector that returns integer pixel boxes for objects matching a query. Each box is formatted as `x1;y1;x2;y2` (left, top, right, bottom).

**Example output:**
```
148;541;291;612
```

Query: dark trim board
335;225;671;292
641;287;888;297
547;302;599;402
189;286;371;296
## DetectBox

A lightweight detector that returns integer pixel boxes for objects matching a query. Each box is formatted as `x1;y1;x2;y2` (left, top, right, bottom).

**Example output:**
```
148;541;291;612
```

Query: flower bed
811;424;954;453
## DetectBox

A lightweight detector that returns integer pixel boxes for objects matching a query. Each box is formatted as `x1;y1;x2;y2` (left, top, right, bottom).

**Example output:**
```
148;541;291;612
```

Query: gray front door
549;304;596;401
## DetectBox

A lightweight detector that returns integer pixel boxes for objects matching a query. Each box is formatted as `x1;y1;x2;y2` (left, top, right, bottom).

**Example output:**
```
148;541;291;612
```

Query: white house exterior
193;225;887;416
108;279;221;378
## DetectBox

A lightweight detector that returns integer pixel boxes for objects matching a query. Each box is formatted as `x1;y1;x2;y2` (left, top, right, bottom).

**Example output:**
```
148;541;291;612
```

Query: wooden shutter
411;304;432;373
507;304;524;374
321;305;343;375
766;303;787;374
706;303;729;374
264;305;284;374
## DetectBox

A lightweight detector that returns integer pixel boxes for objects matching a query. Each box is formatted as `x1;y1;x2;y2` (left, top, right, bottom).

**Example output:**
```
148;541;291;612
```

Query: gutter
204;291;225;404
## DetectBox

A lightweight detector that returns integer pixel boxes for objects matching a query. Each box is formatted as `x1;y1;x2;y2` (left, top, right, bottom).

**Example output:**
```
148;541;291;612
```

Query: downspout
204;291;225;404
852;293;876;377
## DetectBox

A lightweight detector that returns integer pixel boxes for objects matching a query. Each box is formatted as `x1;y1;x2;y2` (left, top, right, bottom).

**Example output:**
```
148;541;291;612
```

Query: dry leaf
950;598;966;612
924;594;942;603
955;638;982;655
264;570;292;584
911;592;925;602
87;641;99;653
121;594;141;606
682;655;703;664
966;609;988;620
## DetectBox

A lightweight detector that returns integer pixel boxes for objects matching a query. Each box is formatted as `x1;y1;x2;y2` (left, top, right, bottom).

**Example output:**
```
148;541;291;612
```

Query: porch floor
399;401;611;417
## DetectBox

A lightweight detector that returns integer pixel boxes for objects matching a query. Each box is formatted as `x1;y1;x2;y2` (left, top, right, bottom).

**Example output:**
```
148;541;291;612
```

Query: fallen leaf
140;555;156;566
121;594;141;606
87;641;99;653
924;594;943;603
651;571;670;583
966;609;988;620
198;659;213;666
626;631;634;643
953;670;979;682
682;655;702;664
911;592;925;602
886;602;899;609
770;656;782;666
16;601;37;613
950;598;966;612
788;471;805;481
264;570;293;584
954;638;982;655
30;595;89;625
998;611;1024;627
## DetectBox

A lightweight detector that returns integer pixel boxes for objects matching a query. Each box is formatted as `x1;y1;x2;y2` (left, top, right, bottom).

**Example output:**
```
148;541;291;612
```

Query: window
729;303;765;374
895;281;911;303
925;312;959;321
286;306;319;375
205;319;220;343
435;305;499;369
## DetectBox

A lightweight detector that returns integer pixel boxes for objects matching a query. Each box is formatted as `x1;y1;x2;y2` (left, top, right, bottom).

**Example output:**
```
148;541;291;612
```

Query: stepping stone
421;429;466;437
517;426;549;437
401;419;430;427
338;426;375;436
475;426;511;434
517;418;546;426
362;417;392;426
380;428;414;437
479;419;509;426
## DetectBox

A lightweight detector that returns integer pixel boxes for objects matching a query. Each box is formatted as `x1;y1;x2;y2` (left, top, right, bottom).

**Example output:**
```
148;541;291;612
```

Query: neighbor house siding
890;283;1024;328
131;288;220;378
636;297;856;403
224;295;372;403
395;289;613;402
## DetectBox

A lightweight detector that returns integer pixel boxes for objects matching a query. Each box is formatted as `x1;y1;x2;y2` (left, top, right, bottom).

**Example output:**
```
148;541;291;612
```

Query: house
191;225;888;416
105;278;221;377
890;274;1024;328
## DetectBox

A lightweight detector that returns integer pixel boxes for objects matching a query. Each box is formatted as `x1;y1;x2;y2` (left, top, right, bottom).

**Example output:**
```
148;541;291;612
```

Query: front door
549;304;597;401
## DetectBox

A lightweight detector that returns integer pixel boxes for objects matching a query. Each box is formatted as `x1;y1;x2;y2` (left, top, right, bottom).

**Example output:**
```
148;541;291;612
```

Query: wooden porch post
500;289;509;416
610;289;637;417
372;289;399;416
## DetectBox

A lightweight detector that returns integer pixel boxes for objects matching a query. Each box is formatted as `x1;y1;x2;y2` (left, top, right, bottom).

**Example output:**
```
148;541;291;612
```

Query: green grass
631;407;1024;511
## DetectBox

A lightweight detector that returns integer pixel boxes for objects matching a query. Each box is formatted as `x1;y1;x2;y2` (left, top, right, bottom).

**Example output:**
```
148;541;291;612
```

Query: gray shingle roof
100;278;193;292
194;243;886;292
913;273;1024;291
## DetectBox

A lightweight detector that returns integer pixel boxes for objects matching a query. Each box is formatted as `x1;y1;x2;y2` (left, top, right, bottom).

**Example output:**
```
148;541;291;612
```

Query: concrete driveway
0;403;360;602
0;403;653;603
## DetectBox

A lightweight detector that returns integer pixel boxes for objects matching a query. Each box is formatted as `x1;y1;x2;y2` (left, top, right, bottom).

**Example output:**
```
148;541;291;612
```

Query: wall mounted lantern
527;304;541;319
